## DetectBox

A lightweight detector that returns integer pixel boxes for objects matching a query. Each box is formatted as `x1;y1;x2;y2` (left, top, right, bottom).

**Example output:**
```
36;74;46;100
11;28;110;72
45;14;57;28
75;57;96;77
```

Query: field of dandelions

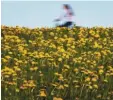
1;26;113;100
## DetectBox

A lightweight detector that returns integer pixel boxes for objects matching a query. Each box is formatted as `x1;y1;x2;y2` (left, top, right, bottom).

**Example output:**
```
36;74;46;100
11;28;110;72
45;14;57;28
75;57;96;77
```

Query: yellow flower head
92;77;97;82
58;58;62;62
99;69;104;75
53;97;63;100
93;84;98;89
85;77;91;82
39;89;47;97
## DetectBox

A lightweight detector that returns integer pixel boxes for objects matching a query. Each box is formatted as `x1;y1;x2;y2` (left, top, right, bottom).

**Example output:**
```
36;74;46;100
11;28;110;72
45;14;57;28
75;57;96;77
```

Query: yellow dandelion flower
75;85;80;88
16;88;20;92
71;45;75;49
4;75;9;78
66;55;69;59
64;65;70;69
50;32;54;36
39;90;47;97
93;84;98;89
58;58;62;62
57;85;64;90
54;36;58;40
8;52;13;54
74;68;78;73
64;84;69;88
94;42;100;48
85;77;90;82
53;97;63;100
5;55;11;59
30;68;34;71
23;50;27;55
31;61;36;65
99;69;104;75
92;77;97;82
54;72;59;76
14;66;21;72
58;76;64;81
98;66;104;69
60;48;65;52
2;58;7;63
103;79;108;83
64;35;67;38
73;80;78;83
89;86;93;89
34;67;38;71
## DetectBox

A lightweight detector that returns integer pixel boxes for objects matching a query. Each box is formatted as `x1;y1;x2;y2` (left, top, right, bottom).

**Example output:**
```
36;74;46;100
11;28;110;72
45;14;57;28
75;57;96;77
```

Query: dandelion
92;77;97;82
54;36;58;40
58;75;64;81
54;72;59;76
2;26;113;99
89;86;93;89
2;58;7;63
60;48;65;52
14;66;21;72
85;77;90;82
57;85;64;90
71;45;75;49
93;84;98;89
5;55;11;59
39;89;47;97
58;58;62;62
8;52;13;54
94;34;100;38
104;79;108;83
16;88;20;92
99;69;104;75
64;84;69;88
75;85;80;88
74;68;78;73
50;32;54;36
53;97;63;100
64;35;67;38
98;66;104;69
93;42;102;48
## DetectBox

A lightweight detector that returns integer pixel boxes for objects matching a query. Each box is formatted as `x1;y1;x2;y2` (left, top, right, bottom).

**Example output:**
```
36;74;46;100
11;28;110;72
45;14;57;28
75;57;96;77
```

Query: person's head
63;4;74;15
63;4;70;10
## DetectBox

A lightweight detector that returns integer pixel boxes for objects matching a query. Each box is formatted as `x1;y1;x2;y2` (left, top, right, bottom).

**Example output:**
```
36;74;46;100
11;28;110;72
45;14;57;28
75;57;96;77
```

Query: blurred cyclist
54;4;75;28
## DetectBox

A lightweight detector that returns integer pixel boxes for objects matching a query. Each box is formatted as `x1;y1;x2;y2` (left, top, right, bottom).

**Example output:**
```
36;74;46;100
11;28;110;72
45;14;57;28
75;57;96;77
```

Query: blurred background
1;1;113;28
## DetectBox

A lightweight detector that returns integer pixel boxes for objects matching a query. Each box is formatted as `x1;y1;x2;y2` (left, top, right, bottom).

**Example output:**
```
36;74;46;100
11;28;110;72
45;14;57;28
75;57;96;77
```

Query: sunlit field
1;26;113;100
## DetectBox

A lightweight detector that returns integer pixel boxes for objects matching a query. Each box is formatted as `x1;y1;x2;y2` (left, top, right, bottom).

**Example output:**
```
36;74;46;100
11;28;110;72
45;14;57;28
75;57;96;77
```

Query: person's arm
54;11;65;21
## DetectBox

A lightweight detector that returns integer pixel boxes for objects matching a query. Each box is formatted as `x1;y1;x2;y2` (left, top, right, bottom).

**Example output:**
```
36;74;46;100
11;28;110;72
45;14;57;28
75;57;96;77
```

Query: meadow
1;25;113;100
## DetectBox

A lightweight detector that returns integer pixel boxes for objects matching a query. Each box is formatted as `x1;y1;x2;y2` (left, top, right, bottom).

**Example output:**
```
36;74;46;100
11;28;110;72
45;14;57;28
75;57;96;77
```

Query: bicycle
53;19;75;28
53;19;82;29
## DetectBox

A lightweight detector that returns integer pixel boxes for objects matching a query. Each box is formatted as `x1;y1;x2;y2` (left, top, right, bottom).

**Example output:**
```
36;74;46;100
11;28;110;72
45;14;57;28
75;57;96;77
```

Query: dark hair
63;4;74;15
63;4;70;9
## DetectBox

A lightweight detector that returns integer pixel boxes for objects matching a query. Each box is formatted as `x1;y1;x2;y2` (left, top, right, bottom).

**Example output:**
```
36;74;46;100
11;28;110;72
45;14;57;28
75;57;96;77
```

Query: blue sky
1;1;113;28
